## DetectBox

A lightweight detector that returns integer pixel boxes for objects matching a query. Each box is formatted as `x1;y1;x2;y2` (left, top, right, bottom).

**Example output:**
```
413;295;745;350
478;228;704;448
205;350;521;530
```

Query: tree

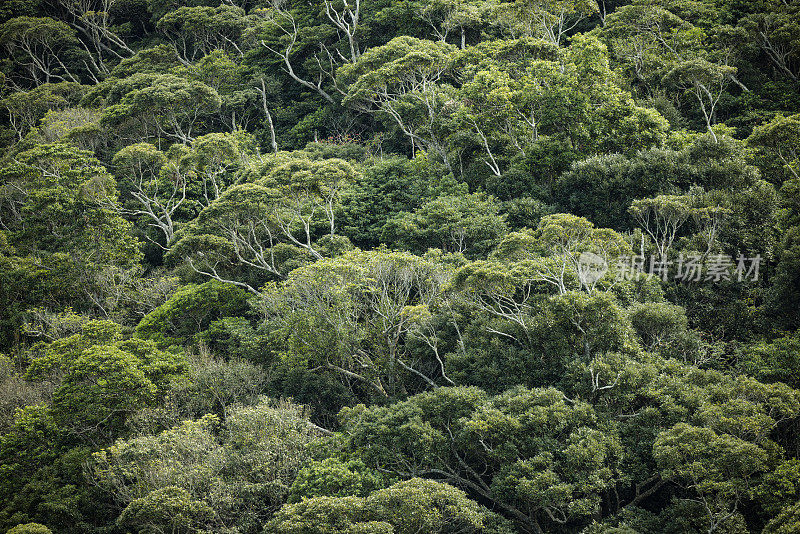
748;114;800;181
488;213;630;293
169;157;356;289
367;478;491;534
186;132;249;208
0;1;799;531
601;3;699;87
339;155;462;248
108;44;182;78
252;0;339;104
654;423;769;534
553;149;683;230
737;333;800;389
566;34;669;154
0;82;85;141
0;17;85;87
265;495;377;534
663;59;736;143
134;281;250;346
111;132;251;241
739;2;800;84
110;143;184;246
55;0;135;78
0;144;141;330
25;106;105;151
288;458;385;501
271;478;509;534
340;36;459;172
324;0;362;62
600;2;747;134
156;5;252;64
92;399;323;531
764;500;800;534
628;195;695;260
455;45;577;173
117;486;217;534
50;344;161;441
493;0;599;46
627;301;691;355
100;73;221;143
259;250;452;397
413;0;486;48
382;192;508;257
129;347;268;428
24;320;185;442
567;349;800;514
6;524;52;534
340;386;622;533
93;414;227;505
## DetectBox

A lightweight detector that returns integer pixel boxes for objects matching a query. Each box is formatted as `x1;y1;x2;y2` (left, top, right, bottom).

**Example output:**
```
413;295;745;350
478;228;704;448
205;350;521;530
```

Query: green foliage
339;156;463;248
0;17;85;87
0;143;140;347
167;155;358;288
748;113;800;182
340;386;622;533
628;301;696;358
117;486;216;534
269;478;501;534
99;73;221;144
288;457;387;501
1;143;138;263
554;149;683;229
6;524;52;534
383;192;508;257
1;83;86;141
109;45;182;78
764;500;800;534
156;5;251;63
736;333;800;388
259;249;453;400
135;281;250;345
340;36;460;170
654;422;770;530
22;319;185;440
1;0;800;531
93;398;322;532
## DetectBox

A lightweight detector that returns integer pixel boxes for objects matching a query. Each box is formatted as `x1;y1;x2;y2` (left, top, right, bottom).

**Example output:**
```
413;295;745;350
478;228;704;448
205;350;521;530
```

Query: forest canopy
1;0;800;532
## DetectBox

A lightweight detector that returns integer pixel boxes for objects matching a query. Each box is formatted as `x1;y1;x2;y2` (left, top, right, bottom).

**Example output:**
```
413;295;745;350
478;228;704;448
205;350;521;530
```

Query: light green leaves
340;385;620;532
